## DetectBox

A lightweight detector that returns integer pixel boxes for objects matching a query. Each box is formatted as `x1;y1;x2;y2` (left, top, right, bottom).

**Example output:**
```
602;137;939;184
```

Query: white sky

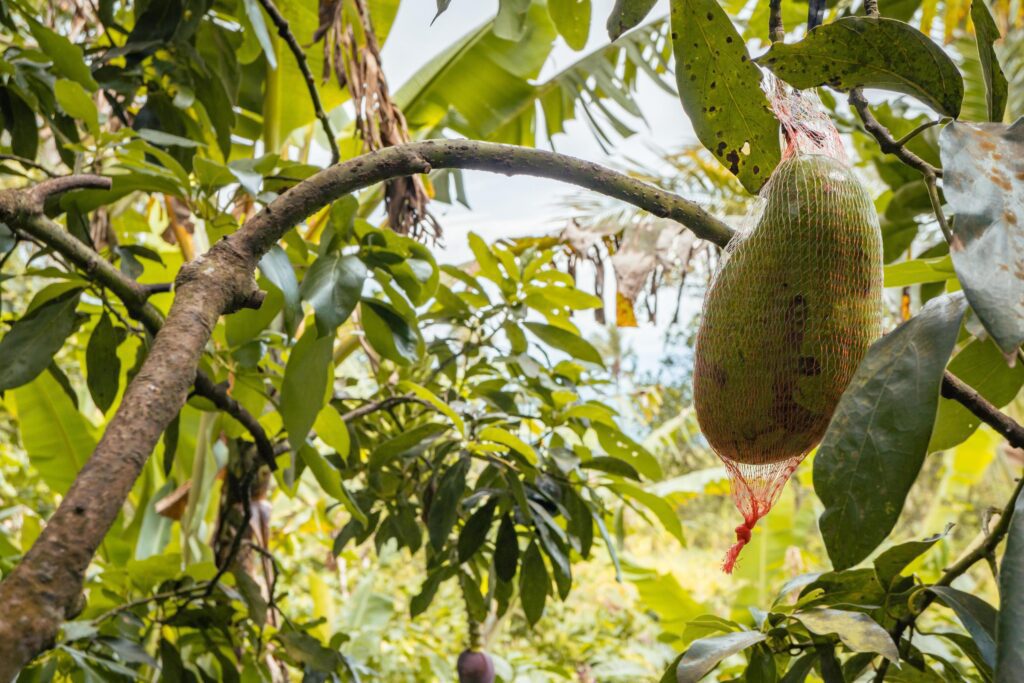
375;1;703;369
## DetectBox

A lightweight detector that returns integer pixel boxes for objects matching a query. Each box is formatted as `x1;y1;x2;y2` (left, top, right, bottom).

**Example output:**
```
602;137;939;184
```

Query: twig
874;474;1024;681
141;282;173;296
336;394;431;422
769;0;785;42
893;119;943;148
848;89;942;179
942;372;1024;449
925;174;954;243
256;0;341;165
864;0;879;17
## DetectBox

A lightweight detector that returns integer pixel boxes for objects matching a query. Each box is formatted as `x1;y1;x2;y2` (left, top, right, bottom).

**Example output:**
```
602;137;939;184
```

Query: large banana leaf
7;371;96;495
395;4;672;150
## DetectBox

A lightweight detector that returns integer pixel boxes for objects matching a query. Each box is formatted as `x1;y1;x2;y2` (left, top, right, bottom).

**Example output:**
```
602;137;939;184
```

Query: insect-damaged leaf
814;293;966;570
758;17;964;117
939;119;1024;356
670;0;780;194
606;0;658;40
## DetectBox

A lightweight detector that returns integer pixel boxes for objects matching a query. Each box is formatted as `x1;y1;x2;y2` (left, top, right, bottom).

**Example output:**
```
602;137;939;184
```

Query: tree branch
257;0;341;166
942;372;1024;449
848;89;942;179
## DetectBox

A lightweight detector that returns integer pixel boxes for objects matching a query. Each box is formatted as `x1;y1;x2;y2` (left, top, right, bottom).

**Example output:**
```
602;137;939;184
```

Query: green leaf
495;514;520;582
873;525;951;589
85;313;124;414
519;540;549;626
495;0;532;41
814;293;967;570
281;329;333;453
136;128;201;148
458;499;497;563
399;381;465;435
997;486;1024;680
928;586;997;668
580;456;640;480
939;120;1024;355
612;482;684;544
313;406;350;457
259;246;301;336
970;0;1008;122
54;79;99;135
594;422;662;480
606;0;658;40
9;371;95;494
758;17;964;117
241;0;277;69
428;457;470;550
670;0;779;193
779;652;818;683
27;17;99;90
0;289;83;392
883;255;956;287
524;321;603;366
478;425;536;463
300;253;366;331
675;631;767;683
795;608;899;662
549;0;591;51
298;444;365;526
929;338;1024;452
361;299;421;365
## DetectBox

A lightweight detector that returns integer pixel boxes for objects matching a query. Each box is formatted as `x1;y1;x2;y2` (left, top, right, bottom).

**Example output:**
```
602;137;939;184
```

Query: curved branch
848;89;942;178
233;139;736;256
257;0;341;165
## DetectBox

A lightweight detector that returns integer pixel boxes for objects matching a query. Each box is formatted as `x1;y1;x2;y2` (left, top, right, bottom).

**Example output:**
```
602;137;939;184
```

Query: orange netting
693;81;883;573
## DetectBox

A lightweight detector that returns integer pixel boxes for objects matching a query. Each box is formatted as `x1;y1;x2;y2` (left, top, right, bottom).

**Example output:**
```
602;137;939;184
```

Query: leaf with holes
670;0;779;193
758;17;964;117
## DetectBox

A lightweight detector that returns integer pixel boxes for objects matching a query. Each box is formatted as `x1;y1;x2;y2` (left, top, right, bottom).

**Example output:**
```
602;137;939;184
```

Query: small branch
256;0;341;165
848;89;942;178
874;475;1024;681
864;0;879;17
942;372;1024;449
769;0;785;42
925;174;954;243
336;394;430;423
893;119;943;148
141;282;173;296
194;374;278;469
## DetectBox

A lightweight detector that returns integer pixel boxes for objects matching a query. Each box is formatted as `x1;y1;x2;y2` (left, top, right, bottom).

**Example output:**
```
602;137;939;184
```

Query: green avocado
693;154;882;465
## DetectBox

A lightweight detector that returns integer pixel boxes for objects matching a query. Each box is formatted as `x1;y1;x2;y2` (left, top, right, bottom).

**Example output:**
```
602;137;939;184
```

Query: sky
373;1;705;370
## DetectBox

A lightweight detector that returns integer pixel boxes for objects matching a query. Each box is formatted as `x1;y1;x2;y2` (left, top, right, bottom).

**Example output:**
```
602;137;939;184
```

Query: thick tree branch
256;0;341;165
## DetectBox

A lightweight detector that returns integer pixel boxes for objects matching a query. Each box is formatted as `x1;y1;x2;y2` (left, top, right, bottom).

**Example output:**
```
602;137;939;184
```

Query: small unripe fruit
457;649;495;683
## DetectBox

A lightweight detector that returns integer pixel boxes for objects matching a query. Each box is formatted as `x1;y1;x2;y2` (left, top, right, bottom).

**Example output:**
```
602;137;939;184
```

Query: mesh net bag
692;81;883;573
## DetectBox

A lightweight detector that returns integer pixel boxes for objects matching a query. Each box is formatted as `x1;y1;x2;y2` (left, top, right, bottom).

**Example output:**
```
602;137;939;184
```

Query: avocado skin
693;154;882;465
